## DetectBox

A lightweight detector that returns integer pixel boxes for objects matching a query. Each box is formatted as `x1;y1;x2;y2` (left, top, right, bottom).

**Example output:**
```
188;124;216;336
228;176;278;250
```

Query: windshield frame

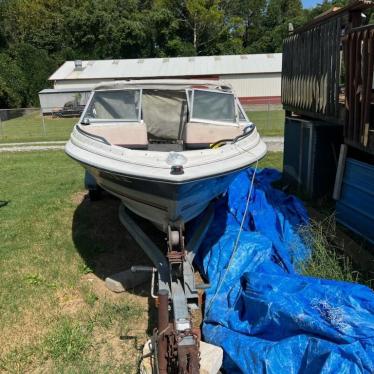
237;99;251;123
79;87;246;127
80;88;142;124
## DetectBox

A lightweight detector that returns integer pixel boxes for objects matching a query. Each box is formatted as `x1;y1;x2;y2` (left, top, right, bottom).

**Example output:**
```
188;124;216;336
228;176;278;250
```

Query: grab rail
76;125;112;146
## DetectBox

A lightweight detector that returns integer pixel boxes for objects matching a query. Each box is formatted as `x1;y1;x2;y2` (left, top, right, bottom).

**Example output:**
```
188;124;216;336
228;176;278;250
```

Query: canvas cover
93;79;231;92
142;89;187;140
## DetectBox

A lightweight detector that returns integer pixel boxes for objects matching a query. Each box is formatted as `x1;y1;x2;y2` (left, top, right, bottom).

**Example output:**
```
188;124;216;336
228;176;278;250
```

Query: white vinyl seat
82;122;148;149
183;122;245;148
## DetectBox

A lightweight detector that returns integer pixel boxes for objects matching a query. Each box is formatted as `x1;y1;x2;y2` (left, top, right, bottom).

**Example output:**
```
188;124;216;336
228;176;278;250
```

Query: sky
302;0;320;8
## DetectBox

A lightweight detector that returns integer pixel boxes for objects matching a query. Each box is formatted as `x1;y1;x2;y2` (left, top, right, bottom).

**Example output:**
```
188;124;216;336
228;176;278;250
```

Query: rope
205;161;258;316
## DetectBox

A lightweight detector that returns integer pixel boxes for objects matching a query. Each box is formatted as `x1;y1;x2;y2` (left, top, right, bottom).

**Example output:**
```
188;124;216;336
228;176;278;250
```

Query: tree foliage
0;0;363;108
0;53;27;108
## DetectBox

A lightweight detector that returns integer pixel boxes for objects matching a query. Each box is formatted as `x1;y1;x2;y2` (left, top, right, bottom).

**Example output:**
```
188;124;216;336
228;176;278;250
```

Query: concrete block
200;341;223;374
140;339;223;374
105;269;150;293
140;339;153;374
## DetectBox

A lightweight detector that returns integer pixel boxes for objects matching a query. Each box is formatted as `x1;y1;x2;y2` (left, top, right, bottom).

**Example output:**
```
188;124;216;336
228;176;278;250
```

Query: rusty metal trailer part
119;203;214;373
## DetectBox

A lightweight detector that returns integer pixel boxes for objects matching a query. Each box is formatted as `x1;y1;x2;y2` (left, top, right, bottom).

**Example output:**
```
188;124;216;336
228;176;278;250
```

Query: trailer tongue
119;203;214;373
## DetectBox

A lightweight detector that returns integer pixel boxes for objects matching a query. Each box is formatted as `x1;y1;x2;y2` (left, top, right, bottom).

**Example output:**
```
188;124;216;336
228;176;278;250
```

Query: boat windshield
189;89;237;124
84;90;141;121
82;88;243;126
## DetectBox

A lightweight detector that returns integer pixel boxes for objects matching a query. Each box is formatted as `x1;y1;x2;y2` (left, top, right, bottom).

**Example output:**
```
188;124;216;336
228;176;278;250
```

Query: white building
40;53;282;112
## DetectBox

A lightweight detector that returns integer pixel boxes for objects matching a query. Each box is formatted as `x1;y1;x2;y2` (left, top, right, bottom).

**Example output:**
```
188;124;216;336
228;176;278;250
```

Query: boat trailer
118;203;215;373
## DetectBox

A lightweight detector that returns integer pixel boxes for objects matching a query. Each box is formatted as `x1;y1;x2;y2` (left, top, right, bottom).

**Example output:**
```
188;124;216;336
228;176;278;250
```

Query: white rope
205;161;259;316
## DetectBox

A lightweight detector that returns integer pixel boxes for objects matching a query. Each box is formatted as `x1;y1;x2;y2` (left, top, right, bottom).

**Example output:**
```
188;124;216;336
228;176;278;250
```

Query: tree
61;0;149;59
164;0;244;55
0;2;7;51
223;0;267;50
250;0;306;53
307;0;349;20
184;0;224;51
1;0;66;52
10;43;57;105
0;0;361;108
0;53;27;108
144;4;195;57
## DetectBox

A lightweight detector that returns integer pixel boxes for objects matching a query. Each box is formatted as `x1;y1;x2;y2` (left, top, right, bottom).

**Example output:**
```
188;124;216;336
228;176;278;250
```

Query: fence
0;102;285;144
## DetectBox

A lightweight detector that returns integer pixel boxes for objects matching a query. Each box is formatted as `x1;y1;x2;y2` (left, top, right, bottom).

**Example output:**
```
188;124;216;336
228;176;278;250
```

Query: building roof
49;53;282;81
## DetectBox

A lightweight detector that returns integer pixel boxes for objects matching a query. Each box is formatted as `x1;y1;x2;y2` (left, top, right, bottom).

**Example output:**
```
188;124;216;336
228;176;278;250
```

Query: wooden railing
282;15;343;124
282;0;374;129
344;24;374;154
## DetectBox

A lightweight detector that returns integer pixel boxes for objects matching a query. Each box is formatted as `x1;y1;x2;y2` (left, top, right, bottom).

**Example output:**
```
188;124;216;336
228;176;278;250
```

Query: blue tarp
194;168;374;373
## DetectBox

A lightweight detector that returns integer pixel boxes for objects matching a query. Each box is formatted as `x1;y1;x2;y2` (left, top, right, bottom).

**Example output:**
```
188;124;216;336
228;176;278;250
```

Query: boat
65;79;267;231
66;79;267;371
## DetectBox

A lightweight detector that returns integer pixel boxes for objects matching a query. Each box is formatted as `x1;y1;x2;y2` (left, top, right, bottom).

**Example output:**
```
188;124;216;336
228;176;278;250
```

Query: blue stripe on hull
83;164;242;227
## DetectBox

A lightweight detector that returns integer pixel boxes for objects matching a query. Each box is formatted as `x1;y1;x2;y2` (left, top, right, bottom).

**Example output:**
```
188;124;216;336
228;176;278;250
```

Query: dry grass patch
299;214;365;284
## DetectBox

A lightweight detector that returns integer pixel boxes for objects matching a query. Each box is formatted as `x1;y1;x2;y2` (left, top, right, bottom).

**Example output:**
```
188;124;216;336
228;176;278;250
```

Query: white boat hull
66;124;267;231
84;163;243;230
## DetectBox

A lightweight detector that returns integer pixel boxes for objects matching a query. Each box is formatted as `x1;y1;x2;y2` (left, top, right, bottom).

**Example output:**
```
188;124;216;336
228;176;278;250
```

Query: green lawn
0;150;283;372
0;111;76;143
0;109;285;144
247;110;285;137
0;151;148;372
258;151;283;170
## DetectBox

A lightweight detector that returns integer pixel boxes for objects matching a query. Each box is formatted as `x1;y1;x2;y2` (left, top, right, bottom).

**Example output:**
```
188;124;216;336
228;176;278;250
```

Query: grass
247;110;285;137
0;150;148;373
299;215;360;283
0;109;285;144
257;152;363;284
45;318;93;362
257;153;366;285
258;151;283;170
0;111;76;143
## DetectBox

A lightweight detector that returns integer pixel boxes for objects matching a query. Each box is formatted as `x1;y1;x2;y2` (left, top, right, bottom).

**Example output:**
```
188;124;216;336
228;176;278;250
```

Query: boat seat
82;122;148;149
183;122;245;149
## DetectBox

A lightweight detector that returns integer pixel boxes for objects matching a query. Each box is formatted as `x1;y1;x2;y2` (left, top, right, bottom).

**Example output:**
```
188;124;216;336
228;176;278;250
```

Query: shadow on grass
0;200;9;208
71;192;163;335
71;191;230;338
